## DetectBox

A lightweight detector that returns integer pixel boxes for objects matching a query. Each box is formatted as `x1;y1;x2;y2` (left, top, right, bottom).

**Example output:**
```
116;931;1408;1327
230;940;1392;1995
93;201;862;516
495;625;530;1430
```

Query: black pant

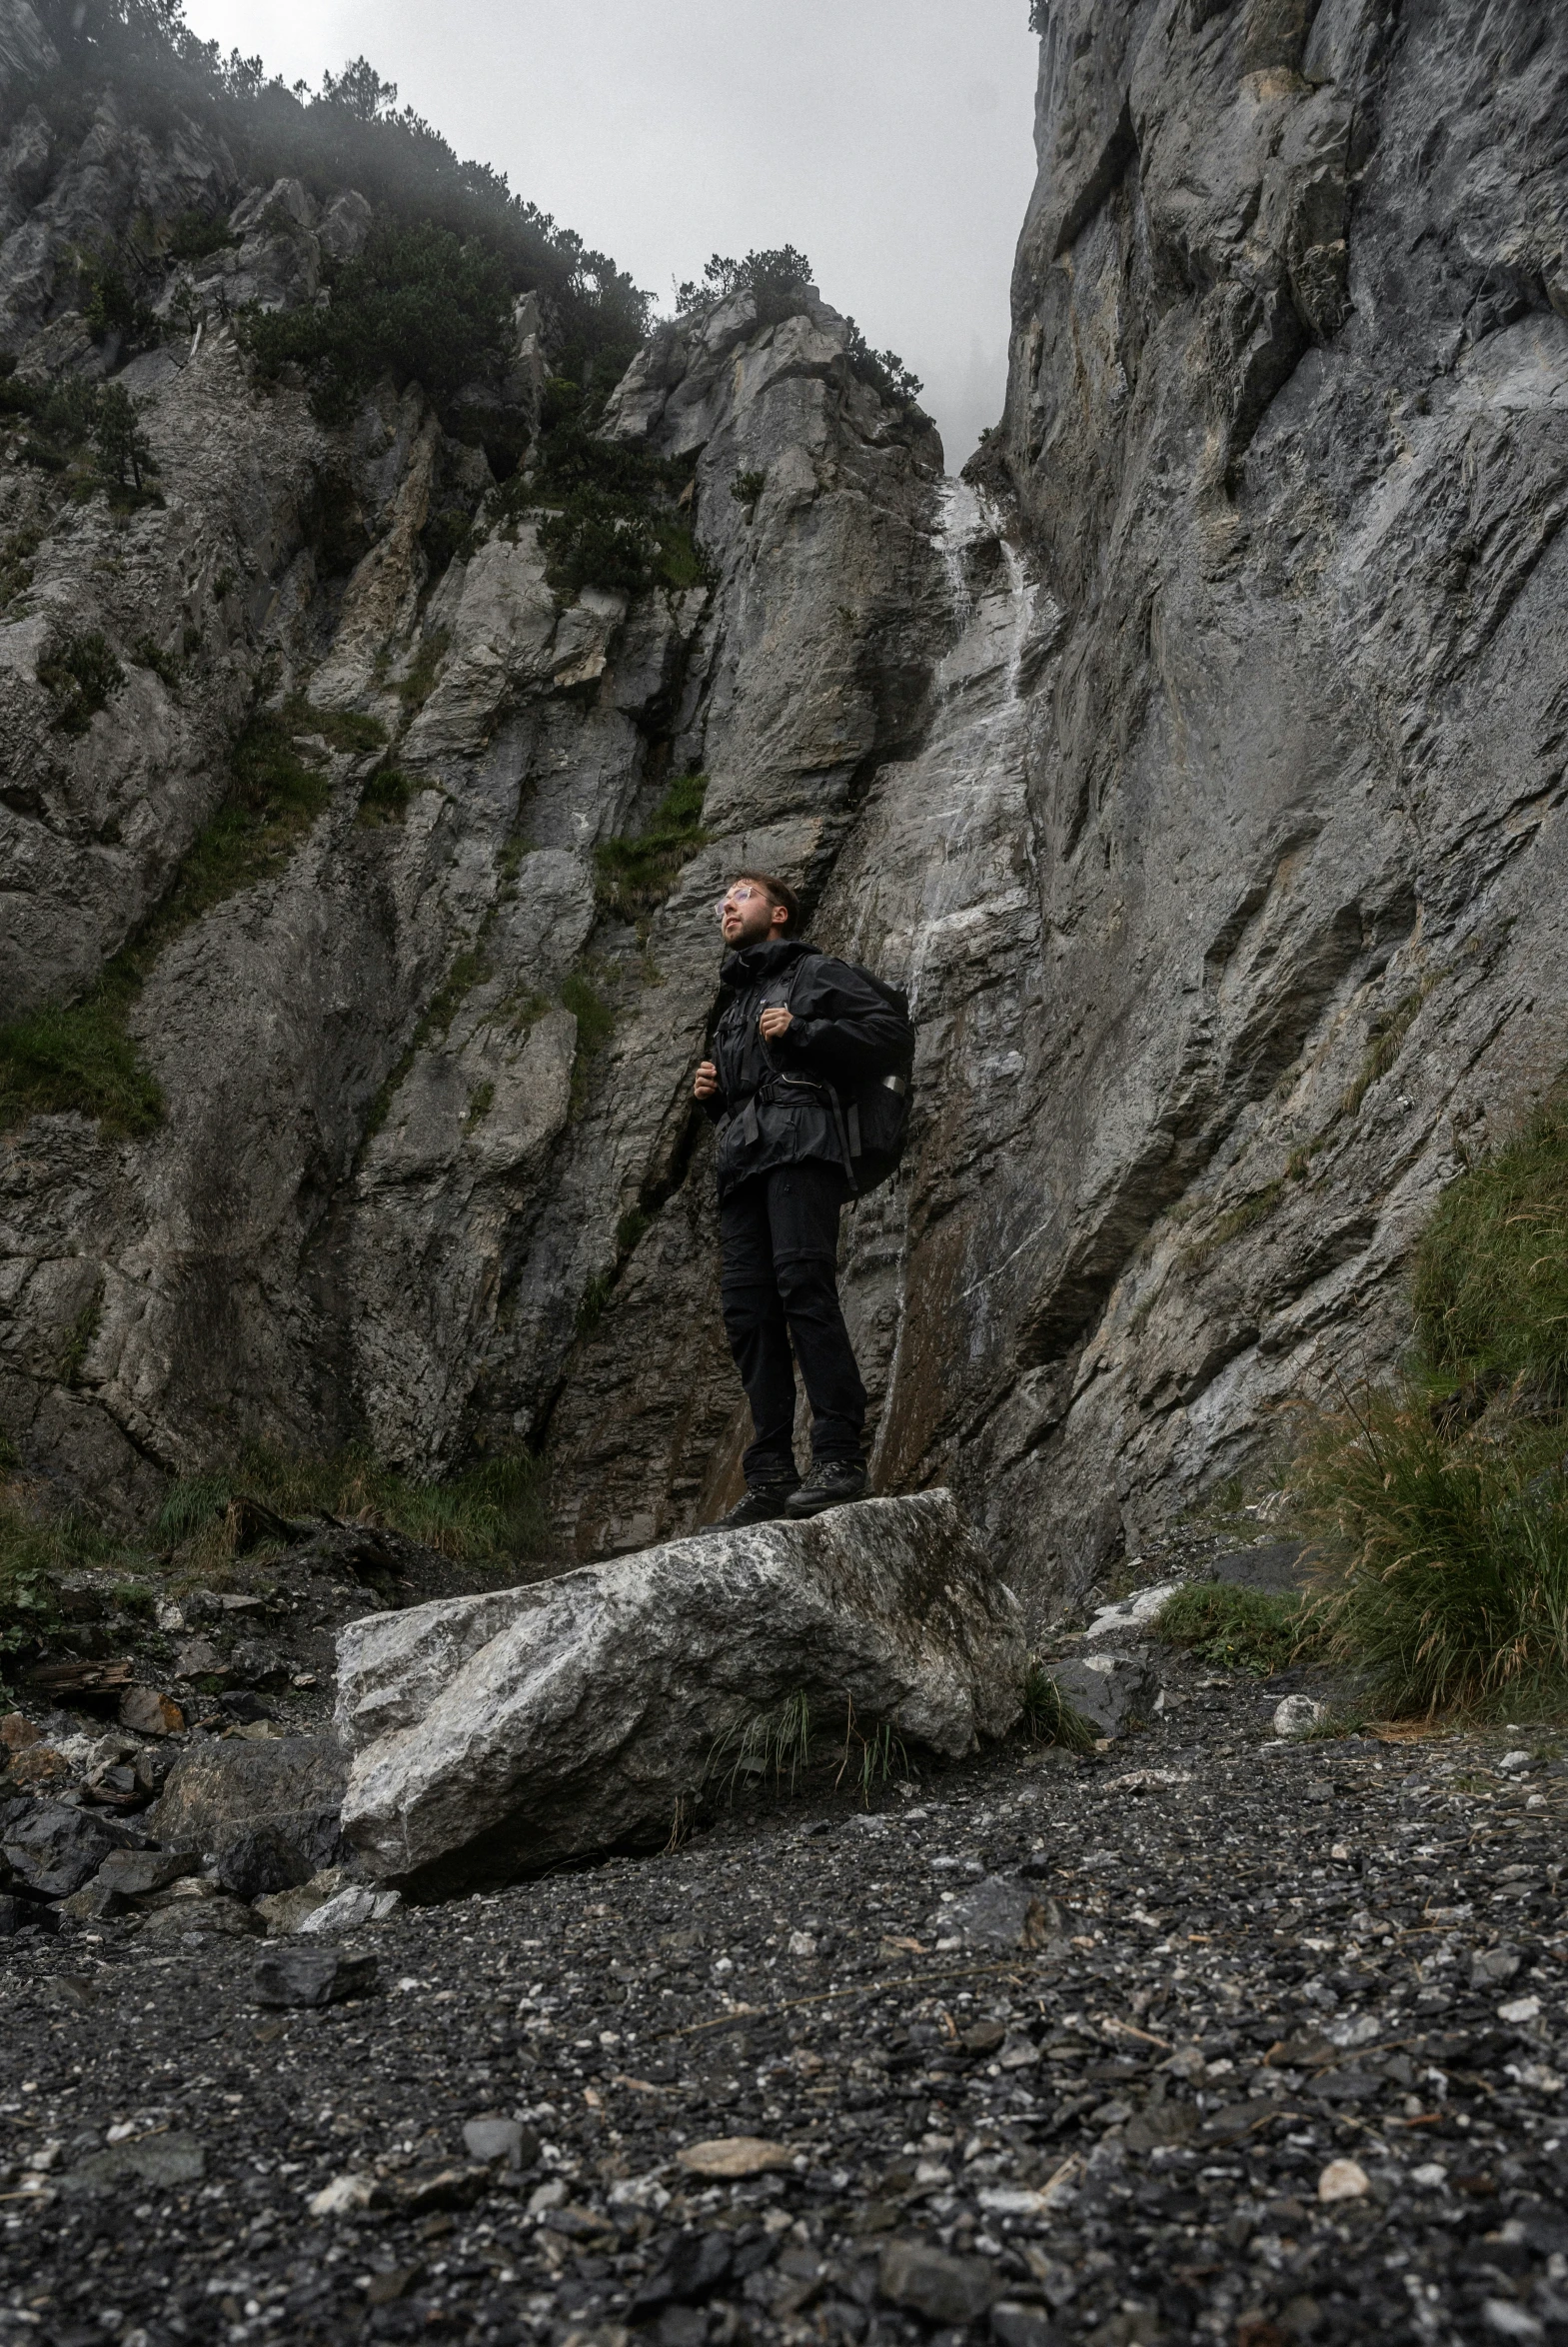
720;1161;867;1483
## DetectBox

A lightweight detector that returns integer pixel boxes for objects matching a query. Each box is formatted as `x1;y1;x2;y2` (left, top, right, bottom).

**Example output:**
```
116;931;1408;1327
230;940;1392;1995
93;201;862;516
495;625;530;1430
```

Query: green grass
397;627;451;711
1340;981;1434;1121
156;1442;555;1570
1412;1090;1568;1402
1020;1661;1099;1751
1152;1582;1320;1676
562;966;615;1111
59;1286;103;1386
594;773;710;930
0;984;163;1137
1183;1176;1288;1263
0;1489;135;1677
356;766;417;827
0;1437;556;1680
1296;1392;1568;1719
706;1690;816;1798
38;630;126;735
1292;1088;1568;1719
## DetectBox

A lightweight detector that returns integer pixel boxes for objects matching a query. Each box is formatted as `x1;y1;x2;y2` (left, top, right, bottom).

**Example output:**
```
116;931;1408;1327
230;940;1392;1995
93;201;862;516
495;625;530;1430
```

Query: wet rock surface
5;1647;1567;2347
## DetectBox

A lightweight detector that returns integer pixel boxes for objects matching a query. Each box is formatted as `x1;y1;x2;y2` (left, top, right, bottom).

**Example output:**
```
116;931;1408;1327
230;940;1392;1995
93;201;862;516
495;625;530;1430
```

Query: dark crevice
1053;96;1138;260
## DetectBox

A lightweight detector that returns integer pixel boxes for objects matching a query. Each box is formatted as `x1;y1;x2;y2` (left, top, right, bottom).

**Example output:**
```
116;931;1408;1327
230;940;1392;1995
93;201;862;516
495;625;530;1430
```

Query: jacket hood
719;938;820;990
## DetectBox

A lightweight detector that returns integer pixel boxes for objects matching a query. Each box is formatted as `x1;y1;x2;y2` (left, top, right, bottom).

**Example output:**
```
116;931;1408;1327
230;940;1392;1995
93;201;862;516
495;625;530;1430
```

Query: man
694;873;905;1523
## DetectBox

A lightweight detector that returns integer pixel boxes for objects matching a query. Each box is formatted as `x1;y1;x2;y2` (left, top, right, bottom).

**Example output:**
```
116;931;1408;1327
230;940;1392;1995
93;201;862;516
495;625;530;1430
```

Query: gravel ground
6;1647;1568;2347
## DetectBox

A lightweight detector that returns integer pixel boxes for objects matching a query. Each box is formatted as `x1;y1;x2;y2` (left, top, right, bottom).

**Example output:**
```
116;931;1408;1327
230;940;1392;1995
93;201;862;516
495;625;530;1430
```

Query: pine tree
93;383;157;493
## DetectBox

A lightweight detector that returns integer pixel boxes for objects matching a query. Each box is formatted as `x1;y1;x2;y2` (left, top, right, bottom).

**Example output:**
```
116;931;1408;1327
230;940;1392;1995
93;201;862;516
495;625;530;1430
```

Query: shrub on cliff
19;6;651;406
519;376;704;599
1295;1092;1568;1718
594;773;711;928
237;222;516;422
675;245;923;414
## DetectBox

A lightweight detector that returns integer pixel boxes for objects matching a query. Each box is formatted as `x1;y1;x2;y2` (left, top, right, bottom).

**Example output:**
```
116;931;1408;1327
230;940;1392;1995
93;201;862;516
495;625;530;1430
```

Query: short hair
734;871;800;934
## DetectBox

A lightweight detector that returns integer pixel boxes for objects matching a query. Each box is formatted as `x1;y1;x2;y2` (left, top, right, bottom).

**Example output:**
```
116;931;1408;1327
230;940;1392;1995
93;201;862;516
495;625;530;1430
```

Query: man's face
718;881;785;949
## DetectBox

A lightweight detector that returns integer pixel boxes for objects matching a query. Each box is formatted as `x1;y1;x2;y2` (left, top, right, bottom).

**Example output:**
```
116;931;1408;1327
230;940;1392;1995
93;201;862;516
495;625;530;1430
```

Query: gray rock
91;1846;199;1901
253;1945;379;2008
1046;1651;1159;1739
141;1892;263;1939
991;2307;1058;2347
0;1801;116;1896
1273;1695;1327;1739
58;1879;125;1924
1471;1945;1522;1989
297;1884;401;1934
4;0;1564;1639
1212;1544;1308;1594
212;1825;313;1902
59;2132;206;2195
337;1492;1024;1890
253;1868;347;1935
944;1876;1066;1952
879;2238;995;2325
153;1736;346;1871
462;2115;536;2168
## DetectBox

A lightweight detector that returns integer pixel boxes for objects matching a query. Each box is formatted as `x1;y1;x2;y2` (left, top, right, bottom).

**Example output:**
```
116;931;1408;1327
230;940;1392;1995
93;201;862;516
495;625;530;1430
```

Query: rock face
336;1490;1025;1892
4;6;1567;1625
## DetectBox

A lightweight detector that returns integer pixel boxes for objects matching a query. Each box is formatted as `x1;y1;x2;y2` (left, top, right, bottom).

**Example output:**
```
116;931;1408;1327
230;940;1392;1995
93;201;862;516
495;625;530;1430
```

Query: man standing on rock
694;874;905;1524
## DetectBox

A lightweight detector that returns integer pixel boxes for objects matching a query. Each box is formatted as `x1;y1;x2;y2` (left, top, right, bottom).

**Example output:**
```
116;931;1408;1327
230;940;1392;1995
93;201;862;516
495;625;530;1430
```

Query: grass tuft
1020;1661;1098;1752
1292;1087;1568;1719
1412;1090;1568;1403
1152;1582;1319;1676
594;773;710;930
707;1690;815;1798
156;1443;555;1574
1296;1392;1568;1718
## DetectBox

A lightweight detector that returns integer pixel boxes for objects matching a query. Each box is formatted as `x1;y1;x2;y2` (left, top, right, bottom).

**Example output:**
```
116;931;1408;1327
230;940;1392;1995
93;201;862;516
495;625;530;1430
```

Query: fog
179;0;1040;471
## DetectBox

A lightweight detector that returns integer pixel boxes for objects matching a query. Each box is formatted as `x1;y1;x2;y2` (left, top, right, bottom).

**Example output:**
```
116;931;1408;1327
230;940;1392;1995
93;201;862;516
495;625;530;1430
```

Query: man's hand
759;1007;793;1042
693;1060;720;1101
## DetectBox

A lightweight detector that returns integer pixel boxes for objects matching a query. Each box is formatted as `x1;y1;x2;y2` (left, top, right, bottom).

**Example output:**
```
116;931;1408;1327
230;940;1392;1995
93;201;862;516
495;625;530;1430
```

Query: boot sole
784;1487;870;1519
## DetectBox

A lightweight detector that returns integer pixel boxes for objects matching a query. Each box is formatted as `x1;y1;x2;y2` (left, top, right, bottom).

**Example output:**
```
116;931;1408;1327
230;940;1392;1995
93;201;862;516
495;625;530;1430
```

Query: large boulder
337;1491;1025;1893
152;1735;347;1873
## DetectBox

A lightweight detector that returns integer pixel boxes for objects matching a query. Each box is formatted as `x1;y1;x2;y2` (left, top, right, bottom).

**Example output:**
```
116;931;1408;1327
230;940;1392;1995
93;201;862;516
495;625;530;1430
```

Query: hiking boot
722;1480;799;1527
784;1459;869;1518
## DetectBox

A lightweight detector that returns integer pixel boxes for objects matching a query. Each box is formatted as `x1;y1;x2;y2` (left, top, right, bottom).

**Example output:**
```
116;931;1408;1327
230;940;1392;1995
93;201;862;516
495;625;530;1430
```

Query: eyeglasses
715;886;767;919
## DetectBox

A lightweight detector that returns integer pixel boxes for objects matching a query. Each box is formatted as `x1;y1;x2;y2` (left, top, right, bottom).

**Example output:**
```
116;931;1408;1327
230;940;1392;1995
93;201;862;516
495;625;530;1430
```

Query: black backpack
785;961;915;1195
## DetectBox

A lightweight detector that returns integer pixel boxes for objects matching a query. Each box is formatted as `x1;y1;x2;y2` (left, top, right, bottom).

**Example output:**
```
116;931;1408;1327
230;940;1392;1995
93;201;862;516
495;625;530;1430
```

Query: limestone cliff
2;0;1565;1625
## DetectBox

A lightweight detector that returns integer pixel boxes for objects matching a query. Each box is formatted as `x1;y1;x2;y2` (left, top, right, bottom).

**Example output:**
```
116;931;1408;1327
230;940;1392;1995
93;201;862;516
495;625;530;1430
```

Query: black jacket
702;939;906;1196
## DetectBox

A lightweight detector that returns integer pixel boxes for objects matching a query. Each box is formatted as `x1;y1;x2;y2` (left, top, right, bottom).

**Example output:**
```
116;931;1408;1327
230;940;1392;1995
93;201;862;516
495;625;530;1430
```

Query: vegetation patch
1293;1088;1568;1719
0;704;345;1138
1182;1174;1289;1263
677;247;923;412
524;378;705;600
356;765;417;827
156;1441;555;1574
594;773;710;929
1020;1661;1099;1751
1340;980;1434;1121
562;965;615;1111
0;523;42;613
238;222;516;423
37;630;126;734
1153;1581;1320;1677
0;979;163;1137
396;626;450;711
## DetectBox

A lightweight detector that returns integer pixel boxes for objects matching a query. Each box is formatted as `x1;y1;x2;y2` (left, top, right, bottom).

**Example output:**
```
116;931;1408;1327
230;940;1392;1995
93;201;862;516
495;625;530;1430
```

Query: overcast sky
179;0;1040;471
